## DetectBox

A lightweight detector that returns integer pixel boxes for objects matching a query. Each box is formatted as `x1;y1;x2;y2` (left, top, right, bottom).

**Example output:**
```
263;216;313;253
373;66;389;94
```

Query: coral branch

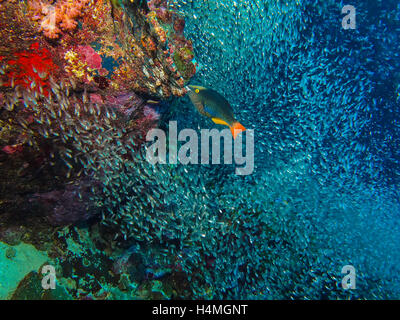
28;0;90;39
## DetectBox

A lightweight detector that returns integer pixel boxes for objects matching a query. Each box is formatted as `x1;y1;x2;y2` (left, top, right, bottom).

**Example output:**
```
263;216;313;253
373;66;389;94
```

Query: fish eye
195;89;200;93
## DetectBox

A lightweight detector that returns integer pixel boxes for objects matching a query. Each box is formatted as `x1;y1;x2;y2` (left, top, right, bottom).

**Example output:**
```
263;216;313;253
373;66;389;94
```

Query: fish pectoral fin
211;117;230;126
198;103;210;117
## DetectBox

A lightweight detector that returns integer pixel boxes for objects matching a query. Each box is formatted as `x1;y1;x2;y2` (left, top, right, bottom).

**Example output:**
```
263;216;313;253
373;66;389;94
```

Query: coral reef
2;0;399;301
27;0;91;39
0;0;196;208
1;0;196;102
1;42;58;97
0;0;197;299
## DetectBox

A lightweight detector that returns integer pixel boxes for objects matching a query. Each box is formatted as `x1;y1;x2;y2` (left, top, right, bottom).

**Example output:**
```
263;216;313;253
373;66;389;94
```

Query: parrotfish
186;85;246;139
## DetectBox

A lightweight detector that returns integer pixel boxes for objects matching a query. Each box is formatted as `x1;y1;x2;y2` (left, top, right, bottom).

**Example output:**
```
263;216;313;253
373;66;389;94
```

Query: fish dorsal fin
211;117;230;126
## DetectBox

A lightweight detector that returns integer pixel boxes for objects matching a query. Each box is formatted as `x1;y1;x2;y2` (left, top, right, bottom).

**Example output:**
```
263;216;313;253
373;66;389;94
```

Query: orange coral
141;35;157;53
147;10;167;44
28;0;90;39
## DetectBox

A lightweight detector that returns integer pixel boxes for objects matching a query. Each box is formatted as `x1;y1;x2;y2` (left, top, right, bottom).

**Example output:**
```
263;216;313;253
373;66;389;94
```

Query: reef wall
0;0;199;299
0;0;196;224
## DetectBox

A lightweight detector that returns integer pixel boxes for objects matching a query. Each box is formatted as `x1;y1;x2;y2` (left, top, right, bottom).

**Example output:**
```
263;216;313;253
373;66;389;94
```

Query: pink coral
60;15;78;31
2;144;23;155
143;105;160;120
39;4;61;39
77;45;102;70
89;93;104;104
147;0;167;11
106;92;144;117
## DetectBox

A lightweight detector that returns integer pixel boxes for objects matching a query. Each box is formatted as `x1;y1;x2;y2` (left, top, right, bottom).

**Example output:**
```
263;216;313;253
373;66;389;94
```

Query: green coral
172;47;195;80
0;242;49;299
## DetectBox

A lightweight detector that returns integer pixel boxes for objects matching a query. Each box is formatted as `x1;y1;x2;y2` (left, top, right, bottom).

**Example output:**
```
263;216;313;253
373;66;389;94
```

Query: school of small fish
2;0;399;299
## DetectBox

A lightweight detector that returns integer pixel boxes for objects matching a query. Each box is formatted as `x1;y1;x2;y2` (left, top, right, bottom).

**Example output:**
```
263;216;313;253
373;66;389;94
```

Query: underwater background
0;0;399;299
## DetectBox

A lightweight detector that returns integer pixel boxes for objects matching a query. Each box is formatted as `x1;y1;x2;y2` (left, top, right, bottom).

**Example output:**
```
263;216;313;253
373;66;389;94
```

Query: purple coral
105;92;145;117
143;105;160;120
31;178;98;226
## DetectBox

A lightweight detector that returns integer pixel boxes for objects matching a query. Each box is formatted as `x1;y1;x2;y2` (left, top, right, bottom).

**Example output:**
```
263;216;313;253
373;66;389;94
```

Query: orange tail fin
230;121;246;139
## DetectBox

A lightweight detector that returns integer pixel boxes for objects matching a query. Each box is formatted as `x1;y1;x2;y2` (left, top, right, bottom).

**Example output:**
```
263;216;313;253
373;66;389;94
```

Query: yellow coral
146;10;167;44
64;49;94;83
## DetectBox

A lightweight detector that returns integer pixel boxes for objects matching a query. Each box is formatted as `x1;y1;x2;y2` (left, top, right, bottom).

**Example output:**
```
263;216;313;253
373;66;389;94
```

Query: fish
186;85;246;139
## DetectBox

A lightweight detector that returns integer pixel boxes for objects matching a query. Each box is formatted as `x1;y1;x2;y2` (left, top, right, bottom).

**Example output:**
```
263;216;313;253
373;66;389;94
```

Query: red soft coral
3;42;58;96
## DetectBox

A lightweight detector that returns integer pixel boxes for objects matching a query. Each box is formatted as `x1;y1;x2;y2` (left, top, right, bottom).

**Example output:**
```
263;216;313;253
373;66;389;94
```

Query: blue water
146;0;400;298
